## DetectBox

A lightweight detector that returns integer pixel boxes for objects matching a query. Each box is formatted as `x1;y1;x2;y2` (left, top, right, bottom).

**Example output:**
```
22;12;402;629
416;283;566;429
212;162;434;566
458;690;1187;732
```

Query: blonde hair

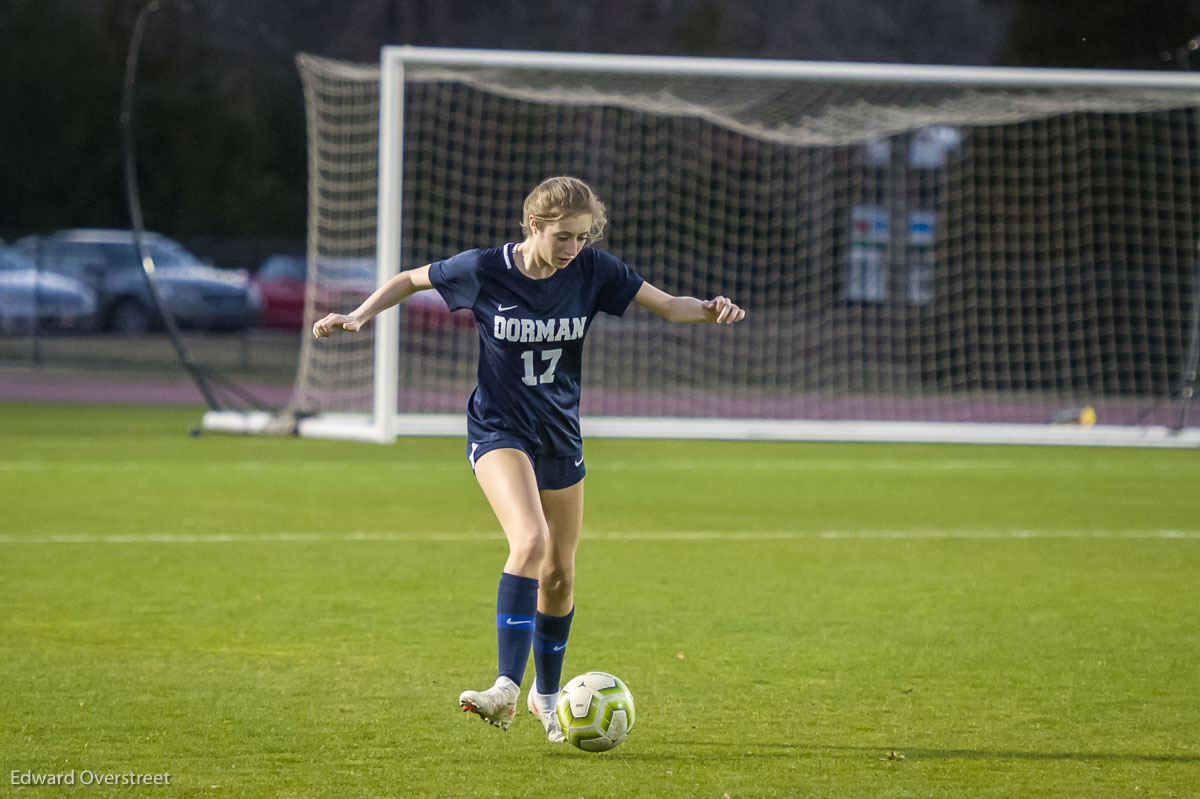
520;176;608;241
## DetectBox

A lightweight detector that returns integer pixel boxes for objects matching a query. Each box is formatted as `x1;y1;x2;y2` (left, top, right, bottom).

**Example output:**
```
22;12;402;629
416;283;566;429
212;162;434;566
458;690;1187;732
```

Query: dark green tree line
5;0;1199;248
1;0;307;244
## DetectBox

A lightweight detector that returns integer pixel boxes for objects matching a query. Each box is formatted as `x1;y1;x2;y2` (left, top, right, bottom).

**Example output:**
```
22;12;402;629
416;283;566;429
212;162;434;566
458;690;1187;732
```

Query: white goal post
206;47;1200;447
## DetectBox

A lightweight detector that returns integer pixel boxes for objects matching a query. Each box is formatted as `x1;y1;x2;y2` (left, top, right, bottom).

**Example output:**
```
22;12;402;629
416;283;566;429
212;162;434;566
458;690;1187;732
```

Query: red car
251;254;473;331
251;254;307;329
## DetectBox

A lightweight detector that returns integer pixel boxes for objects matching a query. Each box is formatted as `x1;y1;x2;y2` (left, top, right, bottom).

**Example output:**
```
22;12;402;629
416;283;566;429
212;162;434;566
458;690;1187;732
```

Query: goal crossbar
386;46;1200;89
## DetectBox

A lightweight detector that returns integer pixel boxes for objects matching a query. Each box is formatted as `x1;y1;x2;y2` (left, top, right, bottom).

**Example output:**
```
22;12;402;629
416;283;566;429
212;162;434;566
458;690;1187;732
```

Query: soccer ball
555;671;636;752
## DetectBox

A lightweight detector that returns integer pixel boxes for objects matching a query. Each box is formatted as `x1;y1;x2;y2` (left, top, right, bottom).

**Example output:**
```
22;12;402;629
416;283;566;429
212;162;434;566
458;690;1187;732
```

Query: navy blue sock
495;573;539;685
533;607;574;695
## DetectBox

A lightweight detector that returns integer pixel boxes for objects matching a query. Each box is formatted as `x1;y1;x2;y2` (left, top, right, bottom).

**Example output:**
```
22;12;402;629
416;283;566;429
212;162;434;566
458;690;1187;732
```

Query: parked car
251;253;307;330
251;252;473;332
16;229;261;335
0;246;97;335
405;286;476;333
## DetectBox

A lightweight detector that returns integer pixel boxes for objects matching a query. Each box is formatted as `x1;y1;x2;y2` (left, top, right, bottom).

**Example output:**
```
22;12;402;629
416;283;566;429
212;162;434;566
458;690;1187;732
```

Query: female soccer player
313;176;745;742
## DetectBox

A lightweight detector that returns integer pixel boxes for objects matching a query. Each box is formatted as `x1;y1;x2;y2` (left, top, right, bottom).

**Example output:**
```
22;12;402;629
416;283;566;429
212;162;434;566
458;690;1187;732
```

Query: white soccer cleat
459;676;519;731
527;689;565;743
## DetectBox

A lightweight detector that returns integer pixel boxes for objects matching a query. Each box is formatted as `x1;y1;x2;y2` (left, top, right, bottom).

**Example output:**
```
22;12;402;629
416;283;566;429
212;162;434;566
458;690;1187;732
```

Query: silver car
17;229;261;335
0;247;97;335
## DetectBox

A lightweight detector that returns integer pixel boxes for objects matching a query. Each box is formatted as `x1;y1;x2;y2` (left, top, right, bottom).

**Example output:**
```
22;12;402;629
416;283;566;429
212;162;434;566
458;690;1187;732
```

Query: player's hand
701;296;745;324
312;312;363;338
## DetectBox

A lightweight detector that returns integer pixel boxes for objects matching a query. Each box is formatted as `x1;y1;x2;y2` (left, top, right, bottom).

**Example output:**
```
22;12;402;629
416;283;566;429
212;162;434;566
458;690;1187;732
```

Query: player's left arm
632;281;745;324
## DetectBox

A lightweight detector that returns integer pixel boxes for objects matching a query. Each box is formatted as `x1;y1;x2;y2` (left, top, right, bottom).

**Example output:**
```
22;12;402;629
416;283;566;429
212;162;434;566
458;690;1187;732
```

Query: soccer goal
205;47;1200;447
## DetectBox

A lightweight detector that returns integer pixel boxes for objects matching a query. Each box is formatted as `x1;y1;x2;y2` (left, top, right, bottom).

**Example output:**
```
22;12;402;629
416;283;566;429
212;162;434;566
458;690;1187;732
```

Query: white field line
0;461;464;473
0;530;1197;544
0;458;1189;473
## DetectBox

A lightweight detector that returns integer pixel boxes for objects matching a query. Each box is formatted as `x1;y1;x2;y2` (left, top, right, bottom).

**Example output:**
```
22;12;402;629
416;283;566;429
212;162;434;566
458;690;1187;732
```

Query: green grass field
2;402;1198;798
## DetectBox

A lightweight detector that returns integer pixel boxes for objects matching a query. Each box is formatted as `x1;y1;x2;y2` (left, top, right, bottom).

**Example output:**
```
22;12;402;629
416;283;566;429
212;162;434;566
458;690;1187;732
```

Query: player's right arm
312;265;433;338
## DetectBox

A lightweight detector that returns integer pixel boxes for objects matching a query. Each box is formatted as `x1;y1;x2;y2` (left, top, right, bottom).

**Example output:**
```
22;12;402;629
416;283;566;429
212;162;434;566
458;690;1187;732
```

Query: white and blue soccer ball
555;671;636;752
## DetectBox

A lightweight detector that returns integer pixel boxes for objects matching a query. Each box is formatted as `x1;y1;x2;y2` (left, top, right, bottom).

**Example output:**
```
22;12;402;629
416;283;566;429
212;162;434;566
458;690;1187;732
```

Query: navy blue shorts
466;435;585;491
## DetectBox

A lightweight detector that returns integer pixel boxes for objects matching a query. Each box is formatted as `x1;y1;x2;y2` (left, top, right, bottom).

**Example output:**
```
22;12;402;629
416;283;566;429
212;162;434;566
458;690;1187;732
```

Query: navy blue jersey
429;243;644;455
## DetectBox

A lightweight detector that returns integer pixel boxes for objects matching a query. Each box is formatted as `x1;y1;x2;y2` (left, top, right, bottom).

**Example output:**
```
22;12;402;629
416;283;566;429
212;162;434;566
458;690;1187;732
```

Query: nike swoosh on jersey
497;304;518;312
574;457;584;466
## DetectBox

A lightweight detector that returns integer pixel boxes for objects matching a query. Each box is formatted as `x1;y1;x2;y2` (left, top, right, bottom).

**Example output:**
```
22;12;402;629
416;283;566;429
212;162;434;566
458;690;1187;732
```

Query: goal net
208;49;1200;446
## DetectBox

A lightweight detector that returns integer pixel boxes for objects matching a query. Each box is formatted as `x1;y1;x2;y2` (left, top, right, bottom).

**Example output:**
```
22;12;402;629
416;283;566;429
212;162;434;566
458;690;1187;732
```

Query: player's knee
539;561;574;600
508;526;549;570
